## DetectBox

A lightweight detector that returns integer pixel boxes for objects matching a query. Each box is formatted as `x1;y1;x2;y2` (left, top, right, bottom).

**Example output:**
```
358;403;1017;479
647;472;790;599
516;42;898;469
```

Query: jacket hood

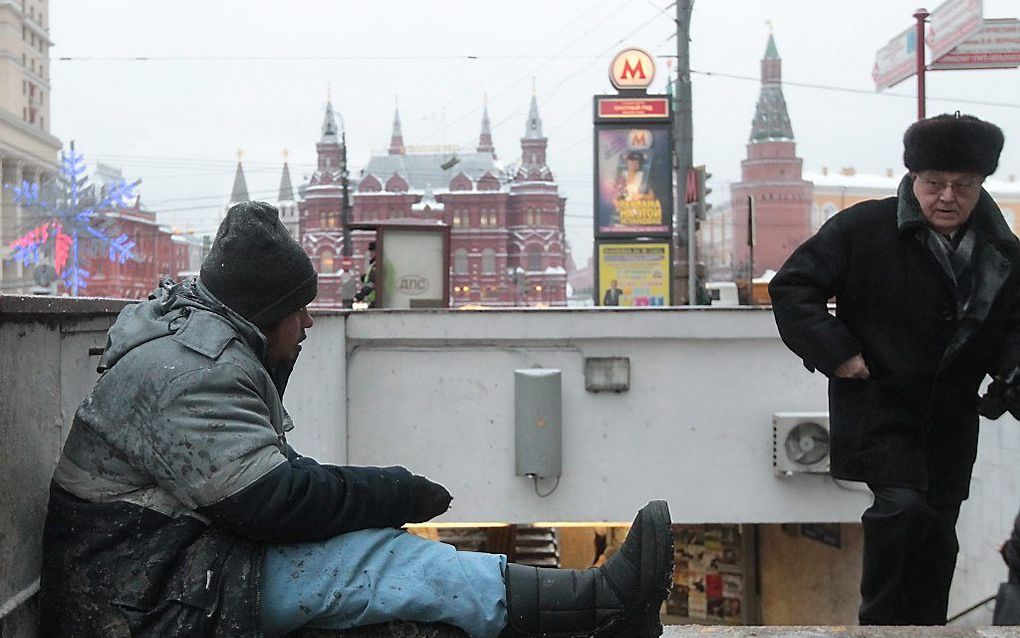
99;277;268;372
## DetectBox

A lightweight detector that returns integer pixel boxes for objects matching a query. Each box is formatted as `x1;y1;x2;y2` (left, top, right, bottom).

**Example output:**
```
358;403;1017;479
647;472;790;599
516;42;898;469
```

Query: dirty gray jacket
39;279;417;637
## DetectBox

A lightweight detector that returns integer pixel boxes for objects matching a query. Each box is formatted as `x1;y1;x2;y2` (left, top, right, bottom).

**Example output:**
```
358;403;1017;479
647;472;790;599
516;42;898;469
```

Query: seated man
39;201;673;638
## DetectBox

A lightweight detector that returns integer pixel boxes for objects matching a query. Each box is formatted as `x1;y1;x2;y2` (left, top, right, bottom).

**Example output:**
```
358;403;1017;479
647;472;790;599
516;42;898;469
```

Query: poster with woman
595;125;673;237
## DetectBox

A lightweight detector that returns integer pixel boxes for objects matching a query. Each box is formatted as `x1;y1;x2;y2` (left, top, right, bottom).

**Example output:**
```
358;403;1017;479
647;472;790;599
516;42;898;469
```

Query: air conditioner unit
773;412;830;476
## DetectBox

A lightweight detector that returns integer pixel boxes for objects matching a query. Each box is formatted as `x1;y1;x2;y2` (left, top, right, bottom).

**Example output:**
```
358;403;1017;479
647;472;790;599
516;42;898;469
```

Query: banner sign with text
596;241;672;307
593;94;673;239
873;24;919;90
597;97;671;119
930;18;1020;69
594;125;674;237
928;0;984;61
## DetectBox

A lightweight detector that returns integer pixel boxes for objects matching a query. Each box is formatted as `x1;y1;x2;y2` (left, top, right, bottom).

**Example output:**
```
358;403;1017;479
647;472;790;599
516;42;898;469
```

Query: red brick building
710;34;813;282
296;96;568;308
82;199;184;299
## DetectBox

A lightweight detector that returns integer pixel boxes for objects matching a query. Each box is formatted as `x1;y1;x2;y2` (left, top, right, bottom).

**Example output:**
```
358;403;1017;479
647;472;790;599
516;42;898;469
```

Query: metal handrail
947;592;997;624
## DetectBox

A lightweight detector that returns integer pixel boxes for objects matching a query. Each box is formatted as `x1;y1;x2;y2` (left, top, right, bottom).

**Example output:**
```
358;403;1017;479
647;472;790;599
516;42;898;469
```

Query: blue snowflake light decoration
8;147;139;295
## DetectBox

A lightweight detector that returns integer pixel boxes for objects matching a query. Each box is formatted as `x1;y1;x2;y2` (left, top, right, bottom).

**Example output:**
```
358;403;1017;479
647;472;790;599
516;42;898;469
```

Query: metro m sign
610;48;655;91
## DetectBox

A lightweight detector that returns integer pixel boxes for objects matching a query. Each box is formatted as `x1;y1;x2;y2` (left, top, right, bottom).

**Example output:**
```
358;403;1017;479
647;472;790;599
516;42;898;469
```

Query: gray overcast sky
49;1;1020;265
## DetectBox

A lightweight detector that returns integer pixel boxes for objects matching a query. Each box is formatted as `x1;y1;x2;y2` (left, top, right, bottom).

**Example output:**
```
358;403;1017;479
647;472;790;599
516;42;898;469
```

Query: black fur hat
200;201;317;329
903;113;1004;176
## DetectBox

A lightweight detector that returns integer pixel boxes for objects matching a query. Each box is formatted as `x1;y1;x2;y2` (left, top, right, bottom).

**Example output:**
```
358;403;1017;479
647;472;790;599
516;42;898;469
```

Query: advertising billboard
594;126;674;237
596;241;672;307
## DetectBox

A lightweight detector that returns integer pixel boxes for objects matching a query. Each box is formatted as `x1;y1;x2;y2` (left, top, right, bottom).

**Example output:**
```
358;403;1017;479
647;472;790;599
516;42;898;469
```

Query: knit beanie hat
200;201;317;328
903;112;1004;176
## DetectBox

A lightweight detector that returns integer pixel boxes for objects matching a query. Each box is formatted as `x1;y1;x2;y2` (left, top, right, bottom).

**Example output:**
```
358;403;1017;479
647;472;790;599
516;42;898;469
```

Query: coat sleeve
986;276;1020;378
147;362;416;543
768;212;864;377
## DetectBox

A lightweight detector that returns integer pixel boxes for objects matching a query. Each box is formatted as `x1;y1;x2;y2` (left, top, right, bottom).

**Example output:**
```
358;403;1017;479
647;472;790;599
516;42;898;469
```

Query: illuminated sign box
596;240;672;307
593;125;674;238
597;98;670;119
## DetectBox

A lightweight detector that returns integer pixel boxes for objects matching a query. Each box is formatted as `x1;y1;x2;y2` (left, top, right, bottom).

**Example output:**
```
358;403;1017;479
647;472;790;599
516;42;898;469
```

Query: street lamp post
338;112;352;260
513;266;525;307
914;8;929;120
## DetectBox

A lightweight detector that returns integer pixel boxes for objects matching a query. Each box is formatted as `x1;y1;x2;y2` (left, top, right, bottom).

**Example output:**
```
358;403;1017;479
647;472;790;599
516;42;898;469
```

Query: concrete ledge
294;624;1020;637
654;628;1020;637
0;294;129;318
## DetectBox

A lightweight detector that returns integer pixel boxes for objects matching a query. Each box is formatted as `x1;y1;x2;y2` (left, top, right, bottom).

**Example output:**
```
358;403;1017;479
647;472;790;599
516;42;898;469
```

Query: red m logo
621;58;647;80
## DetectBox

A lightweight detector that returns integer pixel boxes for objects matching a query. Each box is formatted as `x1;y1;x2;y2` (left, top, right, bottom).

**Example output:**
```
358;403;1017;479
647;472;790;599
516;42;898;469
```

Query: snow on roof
804;171;901;190
365;150;505;191
805;171;1020;196
411;185;445;212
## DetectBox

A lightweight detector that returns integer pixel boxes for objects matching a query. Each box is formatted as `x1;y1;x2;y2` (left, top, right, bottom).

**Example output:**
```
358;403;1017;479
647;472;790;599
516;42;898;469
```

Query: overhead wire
115;11;669;226
59;0;662;226
689;68;1020;110
413;0;623;141
423;0;673;164
52;0;1020;234
420;0;643;156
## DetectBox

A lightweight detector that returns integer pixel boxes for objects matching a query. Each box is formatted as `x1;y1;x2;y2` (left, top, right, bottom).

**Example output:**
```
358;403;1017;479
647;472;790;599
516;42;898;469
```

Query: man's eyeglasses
916;177;982;197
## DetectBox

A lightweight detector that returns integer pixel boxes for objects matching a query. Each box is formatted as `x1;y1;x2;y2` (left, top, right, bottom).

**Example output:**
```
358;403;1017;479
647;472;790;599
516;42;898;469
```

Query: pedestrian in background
354;240;378;308
770;113;1020;625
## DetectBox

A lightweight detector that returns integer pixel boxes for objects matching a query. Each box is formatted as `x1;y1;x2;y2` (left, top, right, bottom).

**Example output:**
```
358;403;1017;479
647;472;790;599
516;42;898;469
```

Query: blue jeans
261;528;508;638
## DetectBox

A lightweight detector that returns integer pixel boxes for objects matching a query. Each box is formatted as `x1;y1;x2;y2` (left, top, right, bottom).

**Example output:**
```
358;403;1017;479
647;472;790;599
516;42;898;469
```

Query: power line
415;0;623;141
425;0;649;149
90;152;318;169
641;0;677;20
688;68;1020;110
53;54;627;62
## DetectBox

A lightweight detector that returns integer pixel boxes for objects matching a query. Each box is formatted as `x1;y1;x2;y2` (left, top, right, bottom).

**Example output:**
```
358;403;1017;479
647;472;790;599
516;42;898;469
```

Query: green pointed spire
749;33;794;143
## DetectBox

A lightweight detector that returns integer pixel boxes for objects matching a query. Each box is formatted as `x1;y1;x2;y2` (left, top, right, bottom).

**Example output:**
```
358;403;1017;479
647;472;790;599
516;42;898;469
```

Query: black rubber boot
499;500;673;637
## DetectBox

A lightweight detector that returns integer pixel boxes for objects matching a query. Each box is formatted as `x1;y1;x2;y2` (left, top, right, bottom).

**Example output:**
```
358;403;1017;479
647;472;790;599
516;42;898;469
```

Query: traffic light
694;165;712;220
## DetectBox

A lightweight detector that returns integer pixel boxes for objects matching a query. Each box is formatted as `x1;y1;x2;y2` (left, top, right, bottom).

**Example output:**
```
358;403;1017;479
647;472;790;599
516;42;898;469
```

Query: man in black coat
770;113;1020;625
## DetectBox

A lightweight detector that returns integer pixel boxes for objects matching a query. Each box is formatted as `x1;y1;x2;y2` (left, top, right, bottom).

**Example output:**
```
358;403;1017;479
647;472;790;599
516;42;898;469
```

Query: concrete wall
759;524;864;625
284;312;348;463
2;300;1017;629
343;308;870;524
336;308;1019;625
0;297;122;637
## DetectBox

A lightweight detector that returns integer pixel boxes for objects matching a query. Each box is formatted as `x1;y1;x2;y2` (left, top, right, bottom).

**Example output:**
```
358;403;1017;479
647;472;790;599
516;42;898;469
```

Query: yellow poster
597;242;670;306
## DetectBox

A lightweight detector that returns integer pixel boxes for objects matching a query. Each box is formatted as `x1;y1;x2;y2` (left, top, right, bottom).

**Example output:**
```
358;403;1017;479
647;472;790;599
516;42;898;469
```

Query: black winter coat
39;280;420;637
770;177;1020;503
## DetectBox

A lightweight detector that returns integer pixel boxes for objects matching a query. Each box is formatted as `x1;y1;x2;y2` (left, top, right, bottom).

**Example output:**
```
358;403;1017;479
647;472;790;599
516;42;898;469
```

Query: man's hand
834;353;871;380
408;475;453;523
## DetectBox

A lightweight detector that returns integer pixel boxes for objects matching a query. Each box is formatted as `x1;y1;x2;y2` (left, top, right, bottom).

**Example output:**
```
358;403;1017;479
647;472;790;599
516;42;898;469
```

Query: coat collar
894;173;1020;370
